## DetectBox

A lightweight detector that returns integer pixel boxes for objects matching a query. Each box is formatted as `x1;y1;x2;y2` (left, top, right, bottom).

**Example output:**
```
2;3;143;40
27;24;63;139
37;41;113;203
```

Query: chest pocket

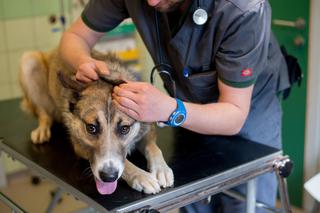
184;68;219;104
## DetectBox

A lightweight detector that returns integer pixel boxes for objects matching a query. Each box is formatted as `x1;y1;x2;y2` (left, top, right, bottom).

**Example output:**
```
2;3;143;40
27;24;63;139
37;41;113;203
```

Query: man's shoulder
224;0;265;13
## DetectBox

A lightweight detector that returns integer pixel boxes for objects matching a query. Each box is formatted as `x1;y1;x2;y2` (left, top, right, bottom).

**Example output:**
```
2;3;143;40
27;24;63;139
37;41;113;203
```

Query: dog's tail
19;51;48;116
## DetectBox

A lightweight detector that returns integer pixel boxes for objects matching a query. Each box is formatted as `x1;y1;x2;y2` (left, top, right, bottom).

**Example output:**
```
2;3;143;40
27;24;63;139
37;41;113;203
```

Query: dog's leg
140;125;174;188
122;159;161;194
31;107;52;144
20;51;54;144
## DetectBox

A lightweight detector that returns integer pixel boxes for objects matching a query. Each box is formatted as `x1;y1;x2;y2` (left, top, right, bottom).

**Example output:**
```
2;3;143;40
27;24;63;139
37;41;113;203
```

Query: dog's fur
19;49;173;194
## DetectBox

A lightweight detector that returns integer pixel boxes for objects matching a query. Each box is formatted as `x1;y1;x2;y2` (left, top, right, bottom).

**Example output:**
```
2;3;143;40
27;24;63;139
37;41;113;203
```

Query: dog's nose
99;167;119;182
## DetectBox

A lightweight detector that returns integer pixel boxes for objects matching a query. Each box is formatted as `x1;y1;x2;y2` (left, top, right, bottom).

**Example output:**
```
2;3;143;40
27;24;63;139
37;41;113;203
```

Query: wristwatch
164;98;187;127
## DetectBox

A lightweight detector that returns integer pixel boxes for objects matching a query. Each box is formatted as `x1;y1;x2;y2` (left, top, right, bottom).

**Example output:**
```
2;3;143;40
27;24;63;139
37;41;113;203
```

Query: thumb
95;60;110;75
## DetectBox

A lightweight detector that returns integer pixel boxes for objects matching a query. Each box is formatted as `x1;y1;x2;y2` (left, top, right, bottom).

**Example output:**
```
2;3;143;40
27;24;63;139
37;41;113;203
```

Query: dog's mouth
95;178;118;195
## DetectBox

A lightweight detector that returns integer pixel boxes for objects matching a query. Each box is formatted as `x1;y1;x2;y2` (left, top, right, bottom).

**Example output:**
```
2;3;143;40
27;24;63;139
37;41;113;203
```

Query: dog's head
58;58;148;195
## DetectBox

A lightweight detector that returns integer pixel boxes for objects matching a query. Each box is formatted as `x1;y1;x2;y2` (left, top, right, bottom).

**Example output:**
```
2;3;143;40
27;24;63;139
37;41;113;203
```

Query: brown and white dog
19;49;174;194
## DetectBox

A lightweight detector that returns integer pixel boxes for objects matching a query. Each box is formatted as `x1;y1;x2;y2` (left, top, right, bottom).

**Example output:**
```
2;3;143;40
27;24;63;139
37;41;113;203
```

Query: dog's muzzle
95;167;119;195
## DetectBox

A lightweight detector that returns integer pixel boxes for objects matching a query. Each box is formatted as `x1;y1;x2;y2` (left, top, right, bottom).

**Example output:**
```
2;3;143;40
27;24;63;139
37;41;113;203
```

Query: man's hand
112;82;176;122
75;57;109;83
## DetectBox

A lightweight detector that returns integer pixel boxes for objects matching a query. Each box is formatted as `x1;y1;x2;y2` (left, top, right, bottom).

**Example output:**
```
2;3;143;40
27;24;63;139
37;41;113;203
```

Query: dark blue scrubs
82;0;290;212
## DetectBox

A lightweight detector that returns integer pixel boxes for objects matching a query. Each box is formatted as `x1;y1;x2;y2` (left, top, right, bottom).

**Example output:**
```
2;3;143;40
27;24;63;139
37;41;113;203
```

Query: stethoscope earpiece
193;7;208;25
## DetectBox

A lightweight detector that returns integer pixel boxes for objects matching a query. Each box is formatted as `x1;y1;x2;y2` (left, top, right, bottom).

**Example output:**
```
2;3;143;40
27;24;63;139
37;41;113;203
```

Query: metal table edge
114;150;283;212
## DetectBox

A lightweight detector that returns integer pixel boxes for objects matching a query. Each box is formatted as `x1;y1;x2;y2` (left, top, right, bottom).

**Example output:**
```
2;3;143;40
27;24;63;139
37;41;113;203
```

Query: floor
0;170;87;213
0;170;306;213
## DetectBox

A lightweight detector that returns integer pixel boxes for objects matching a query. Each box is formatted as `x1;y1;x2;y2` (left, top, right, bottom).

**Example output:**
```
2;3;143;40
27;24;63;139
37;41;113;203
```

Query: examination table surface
0;99;282;212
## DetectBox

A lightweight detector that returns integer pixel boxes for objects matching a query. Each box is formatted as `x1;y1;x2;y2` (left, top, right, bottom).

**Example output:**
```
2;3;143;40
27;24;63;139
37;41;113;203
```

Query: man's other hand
112;82;176;122
76;57;109;83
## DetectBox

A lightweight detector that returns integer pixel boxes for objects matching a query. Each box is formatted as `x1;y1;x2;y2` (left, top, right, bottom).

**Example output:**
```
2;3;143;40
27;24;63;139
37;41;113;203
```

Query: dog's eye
86;124;99;135
119;125;130;135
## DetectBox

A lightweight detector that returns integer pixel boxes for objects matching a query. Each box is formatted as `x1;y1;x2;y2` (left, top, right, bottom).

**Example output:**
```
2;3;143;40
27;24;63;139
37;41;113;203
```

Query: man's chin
154;3;182;12
155;6;176;12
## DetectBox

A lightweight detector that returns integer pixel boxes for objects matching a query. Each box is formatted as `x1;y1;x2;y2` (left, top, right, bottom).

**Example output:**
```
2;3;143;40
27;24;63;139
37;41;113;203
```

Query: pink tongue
95;179;118;195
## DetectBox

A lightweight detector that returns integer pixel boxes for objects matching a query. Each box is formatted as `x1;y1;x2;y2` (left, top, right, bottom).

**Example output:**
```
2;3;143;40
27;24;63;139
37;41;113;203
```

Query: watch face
175;114;185;124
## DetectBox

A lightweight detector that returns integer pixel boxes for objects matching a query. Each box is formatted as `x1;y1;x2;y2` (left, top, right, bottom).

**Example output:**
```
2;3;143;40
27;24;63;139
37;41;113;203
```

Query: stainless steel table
0;99;292;213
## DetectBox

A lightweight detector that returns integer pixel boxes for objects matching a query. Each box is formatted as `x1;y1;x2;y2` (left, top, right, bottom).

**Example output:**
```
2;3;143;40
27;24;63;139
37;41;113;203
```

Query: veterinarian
59;0;290;212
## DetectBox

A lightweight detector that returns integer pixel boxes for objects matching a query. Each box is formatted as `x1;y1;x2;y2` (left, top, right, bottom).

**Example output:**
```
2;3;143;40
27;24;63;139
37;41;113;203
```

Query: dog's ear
100;77;127;87
57;71;85;113
57;71;86;91
98;72;127;87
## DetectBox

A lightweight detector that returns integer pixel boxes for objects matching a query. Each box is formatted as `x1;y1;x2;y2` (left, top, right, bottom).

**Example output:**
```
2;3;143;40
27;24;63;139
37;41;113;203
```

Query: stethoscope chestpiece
193;8;208;25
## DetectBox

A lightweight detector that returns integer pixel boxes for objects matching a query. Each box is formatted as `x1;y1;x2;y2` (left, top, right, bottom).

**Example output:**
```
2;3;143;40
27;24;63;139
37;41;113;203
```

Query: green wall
270;0;309;207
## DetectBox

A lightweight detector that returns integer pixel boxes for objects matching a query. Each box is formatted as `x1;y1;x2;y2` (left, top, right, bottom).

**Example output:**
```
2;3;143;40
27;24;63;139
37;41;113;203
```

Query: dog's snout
99;167;119;182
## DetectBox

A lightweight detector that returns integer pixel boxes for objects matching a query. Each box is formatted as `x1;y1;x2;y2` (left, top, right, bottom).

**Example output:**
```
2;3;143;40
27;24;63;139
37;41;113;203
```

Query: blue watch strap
164;98;187;127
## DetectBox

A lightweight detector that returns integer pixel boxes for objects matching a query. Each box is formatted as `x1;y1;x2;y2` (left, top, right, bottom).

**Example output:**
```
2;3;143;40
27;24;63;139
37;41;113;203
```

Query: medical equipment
150;1;208;97
150;10;177;97
193;0;208;25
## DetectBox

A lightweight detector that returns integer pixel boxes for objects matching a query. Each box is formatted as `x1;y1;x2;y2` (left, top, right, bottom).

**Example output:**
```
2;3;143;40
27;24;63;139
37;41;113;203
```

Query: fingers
112;99;139;120
76;59;109;83
113;85;139;98
112;87;141;119
118;82;149;93
75;71;95;83
112;92;139;111
95;60;110;75
76;62;99;82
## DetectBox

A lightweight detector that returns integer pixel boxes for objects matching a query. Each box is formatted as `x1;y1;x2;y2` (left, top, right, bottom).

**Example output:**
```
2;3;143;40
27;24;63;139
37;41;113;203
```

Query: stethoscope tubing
150;1;208;98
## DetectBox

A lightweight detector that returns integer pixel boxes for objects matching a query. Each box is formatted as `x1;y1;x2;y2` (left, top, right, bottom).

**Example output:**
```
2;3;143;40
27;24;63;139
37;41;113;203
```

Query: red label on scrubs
241;68;253;77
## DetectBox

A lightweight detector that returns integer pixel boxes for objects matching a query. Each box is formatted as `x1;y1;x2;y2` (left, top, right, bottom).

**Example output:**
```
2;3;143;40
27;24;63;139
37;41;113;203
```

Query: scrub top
81;0;290;148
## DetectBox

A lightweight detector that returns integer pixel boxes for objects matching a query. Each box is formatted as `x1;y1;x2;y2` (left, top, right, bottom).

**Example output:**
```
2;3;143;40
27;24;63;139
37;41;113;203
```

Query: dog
19;48;174;194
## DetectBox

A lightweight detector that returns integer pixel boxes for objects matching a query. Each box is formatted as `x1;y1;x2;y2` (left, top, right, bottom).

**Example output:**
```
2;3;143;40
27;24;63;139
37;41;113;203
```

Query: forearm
180;80;253;135
112;81;252;135
58;18;104;72
59;31;92;71
182;101;248;135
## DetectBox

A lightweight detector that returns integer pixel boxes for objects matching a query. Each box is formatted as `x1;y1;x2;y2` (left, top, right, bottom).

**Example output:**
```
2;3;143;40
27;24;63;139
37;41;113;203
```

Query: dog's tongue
95;179;117;195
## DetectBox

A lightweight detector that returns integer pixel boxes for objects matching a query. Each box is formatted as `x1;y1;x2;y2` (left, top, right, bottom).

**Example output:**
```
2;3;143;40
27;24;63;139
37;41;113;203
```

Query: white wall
303;0;320;210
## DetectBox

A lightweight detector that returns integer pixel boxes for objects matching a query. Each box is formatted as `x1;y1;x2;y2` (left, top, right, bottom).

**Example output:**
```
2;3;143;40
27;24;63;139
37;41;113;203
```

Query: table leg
274;158;293;213
45;187;63;213
277;174;292;213
0;151;7;187
246;179;257;213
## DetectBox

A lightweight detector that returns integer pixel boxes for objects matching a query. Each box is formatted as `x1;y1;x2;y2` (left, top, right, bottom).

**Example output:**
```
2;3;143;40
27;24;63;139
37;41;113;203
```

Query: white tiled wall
0;18;62;101
0;22;6;52
34;16;62;49
4;19;35;51
0;52;9;84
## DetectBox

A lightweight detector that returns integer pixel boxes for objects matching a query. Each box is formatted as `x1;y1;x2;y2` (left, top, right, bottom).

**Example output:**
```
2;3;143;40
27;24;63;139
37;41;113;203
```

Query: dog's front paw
150;164;174;188
31;126;51;144
127;170;161;194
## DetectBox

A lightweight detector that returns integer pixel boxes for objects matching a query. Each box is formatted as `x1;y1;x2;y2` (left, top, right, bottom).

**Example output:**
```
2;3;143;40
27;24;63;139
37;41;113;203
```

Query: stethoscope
150;0;208;98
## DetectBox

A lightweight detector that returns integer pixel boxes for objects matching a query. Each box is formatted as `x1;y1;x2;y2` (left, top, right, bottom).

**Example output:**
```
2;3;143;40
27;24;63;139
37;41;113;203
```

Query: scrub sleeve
215;3;269;89
81;0;128;32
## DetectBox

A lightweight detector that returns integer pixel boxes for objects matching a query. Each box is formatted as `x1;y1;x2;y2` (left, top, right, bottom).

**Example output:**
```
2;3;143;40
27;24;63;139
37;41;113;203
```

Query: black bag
280;46;303;100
